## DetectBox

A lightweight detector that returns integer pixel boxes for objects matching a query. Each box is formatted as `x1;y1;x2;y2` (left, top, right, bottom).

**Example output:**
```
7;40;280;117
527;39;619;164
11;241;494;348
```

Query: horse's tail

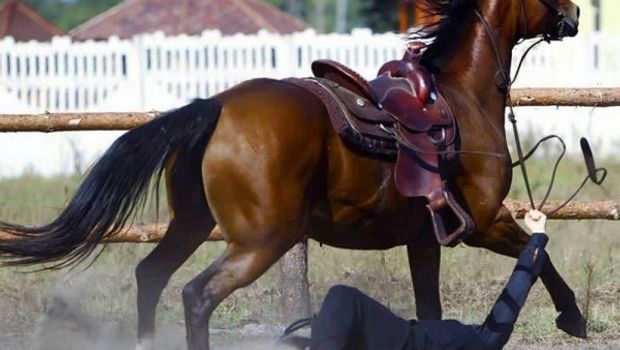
0;98;222;268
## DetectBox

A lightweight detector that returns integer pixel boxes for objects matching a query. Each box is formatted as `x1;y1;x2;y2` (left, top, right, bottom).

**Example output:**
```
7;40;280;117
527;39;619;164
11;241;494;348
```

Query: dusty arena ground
0;303;618;350
0;315;618;350
0;159;618;349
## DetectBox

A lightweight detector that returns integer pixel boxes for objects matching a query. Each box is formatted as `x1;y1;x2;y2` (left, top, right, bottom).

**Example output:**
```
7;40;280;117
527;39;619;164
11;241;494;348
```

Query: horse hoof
556;311;587;339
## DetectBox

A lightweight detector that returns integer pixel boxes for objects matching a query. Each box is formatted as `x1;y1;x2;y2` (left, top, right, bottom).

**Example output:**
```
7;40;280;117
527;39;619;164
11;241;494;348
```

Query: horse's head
519;0;580;40
413;0;580;64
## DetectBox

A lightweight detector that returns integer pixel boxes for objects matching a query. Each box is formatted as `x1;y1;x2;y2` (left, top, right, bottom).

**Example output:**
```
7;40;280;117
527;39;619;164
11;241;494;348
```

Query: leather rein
475;0;607;215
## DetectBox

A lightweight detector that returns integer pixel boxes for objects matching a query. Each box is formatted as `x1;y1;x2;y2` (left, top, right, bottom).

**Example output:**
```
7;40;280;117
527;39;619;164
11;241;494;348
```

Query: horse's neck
436;10;517;122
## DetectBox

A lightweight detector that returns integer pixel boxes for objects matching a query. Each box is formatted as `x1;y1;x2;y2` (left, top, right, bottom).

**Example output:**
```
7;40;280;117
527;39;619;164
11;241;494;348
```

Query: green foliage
361;0;399;33
19;0;401;33
264;0;399;33
18;0;123;32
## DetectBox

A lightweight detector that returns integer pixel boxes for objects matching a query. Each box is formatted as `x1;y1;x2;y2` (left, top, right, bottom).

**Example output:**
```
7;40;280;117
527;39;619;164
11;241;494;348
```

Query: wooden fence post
279;241;311;324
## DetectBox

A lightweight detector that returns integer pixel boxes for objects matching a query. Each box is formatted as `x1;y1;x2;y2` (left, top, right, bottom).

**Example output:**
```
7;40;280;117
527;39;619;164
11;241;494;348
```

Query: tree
21;0;400;34
361;0;399;33
312;0;328;32
265;0;398;33
335;0;347;33
286;0;303;18
19;0;123;31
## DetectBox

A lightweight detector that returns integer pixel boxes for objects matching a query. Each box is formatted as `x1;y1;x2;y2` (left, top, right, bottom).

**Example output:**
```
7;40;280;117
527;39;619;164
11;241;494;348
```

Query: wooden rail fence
1;200;617;244
0;88;619;133
0;87;618;322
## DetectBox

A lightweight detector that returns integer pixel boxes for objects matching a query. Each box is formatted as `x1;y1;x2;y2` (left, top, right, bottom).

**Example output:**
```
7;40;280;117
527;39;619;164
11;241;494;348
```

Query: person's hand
524;209;547;233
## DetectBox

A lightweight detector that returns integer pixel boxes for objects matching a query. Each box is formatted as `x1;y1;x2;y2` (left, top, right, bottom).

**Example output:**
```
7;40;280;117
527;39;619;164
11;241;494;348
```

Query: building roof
70;0;306;41
0;0;63;42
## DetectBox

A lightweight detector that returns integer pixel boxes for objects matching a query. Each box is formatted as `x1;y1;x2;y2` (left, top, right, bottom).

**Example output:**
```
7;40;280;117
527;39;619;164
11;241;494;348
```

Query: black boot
277;318;312;349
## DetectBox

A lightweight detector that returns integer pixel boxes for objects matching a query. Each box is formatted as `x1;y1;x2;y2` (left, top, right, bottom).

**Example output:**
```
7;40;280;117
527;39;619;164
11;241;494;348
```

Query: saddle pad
283;77;446;199
284;77;397;159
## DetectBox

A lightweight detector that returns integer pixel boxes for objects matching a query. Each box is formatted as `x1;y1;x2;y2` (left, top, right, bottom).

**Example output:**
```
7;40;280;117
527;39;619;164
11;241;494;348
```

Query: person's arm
524;209;547;234
466;210;550;350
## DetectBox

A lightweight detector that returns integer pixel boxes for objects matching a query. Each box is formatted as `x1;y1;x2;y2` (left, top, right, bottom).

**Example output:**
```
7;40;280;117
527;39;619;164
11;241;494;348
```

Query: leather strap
476;3;608;214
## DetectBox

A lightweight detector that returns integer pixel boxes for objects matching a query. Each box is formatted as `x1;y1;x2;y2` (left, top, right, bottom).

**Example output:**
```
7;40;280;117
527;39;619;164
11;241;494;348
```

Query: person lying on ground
281;209;549;350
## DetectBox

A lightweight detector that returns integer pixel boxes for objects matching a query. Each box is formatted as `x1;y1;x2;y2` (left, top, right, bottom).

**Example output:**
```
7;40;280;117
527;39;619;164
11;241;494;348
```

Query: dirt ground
1;329;618;350
0;313;617;350
0;168;618;350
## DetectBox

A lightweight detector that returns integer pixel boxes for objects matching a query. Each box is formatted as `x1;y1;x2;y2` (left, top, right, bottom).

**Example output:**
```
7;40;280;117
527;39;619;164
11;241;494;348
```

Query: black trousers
310;233;548;350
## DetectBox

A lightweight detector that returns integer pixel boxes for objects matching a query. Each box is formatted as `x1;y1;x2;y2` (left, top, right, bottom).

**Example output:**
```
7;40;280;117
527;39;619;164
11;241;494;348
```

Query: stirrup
426;190;475;247
276;317;312;349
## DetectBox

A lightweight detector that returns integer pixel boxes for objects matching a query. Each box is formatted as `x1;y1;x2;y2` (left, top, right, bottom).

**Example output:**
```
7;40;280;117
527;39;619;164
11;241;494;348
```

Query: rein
474;1;607;214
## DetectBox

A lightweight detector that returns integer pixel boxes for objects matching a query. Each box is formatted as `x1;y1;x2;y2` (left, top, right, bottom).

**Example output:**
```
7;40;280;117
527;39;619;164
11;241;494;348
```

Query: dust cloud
16;274;298;350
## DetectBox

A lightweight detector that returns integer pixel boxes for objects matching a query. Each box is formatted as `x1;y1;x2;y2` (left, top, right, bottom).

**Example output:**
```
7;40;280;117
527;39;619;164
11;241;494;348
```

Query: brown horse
0;1;584;349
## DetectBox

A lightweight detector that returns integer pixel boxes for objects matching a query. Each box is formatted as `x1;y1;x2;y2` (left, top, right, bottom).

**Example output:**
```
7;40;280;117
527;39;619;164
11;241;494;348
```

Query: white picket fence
0;29;619;176
1;28;618;113
0;29;409;113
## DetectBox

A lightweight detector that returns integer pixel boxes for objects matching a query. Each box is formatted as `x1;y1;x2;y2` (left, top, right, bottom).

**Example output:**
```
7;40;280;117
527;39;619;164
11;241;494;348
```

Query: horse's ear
580;137;607;185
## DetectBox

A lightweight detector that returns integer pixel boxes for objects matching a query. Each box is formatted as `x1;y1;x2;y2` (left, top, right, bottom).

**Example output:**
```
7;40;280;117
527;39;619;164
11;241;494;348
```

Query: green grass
0;158;618;347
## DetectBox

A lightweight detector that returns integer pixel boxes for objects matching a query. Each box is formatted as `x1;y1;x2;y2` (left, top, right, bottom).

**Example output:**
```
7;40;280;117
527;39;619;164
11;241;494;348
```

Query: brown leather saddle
284;43;474;246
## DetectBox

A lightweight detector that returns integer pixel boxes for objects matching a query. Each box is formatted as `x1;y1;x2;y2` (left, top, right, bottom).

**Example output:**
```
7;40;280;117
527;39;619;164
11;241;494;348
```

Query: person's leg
310;285;414;350
477;233;549;349
410;320;483;350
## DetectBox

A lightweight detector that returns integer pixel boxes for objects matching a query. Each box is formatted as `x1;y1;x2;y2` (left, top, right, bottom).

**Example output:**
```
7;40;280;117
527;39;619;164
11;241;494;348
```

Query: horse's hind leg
181;161;310;349
182;238;297;350
465;206;587;338
134;216;213;350
181;80;326;349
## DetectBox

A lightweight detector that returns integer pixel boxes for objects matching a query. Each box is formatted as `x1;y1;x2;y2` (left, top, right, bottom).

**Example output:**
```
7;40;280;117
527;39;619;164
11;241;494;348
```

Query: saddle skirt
284;43;474;246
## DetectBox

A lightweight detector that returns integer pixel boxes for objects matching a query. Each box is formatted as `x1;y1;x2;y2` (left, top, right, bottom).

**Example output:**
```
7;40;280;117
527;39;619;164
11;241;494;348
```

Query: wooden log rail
0;200;616;244
504;199;619;221
0;112;158;132
0;88;618;133
510;88;620;107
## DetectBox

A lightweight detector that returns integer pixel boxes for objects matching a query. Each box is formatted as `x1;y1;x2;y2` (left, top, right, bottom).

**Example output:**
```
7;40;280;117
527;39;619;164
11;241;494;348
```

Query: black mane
409;0;479;68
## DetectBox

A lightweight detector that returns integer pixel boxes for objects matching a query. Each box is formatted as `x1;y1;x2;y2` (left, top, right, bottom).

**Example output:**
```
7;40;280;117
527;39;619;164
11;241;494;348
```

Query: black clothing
310;233;549;350
310;285;415;350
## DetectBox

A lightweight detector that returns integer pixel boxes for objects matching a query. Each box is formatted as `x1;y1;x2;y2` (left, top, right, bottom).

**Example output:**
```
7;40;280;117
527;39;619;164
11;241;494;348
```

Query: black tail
0;99;222;268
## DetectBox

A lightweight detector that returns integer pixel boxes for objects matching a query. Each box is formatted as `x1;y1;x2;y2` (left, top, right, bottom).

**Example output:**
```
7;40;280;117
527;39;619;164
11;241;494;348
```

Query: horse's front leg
407;230;442;320
465;206;587;338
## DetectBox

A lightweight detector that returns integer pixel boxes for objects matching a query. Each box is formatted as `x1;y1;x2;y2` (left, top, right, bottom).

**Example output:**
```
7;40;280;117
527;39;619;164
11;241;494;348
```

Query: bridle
475;0;607;214
477;0;567;90
516;0;567;43
538;0;571;41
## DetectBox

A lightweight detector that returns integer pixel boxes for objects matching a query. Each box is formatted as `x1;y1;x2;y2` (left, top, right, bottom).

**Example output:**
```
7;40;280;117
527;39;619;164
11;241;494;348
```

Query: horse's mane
410;0;479;68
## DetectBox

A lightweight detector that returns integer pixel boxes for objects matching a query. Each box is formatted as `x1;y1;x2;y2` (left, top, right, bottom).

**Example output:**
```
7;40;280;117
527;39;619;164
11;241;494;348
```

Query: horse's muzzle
559;17;579;38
